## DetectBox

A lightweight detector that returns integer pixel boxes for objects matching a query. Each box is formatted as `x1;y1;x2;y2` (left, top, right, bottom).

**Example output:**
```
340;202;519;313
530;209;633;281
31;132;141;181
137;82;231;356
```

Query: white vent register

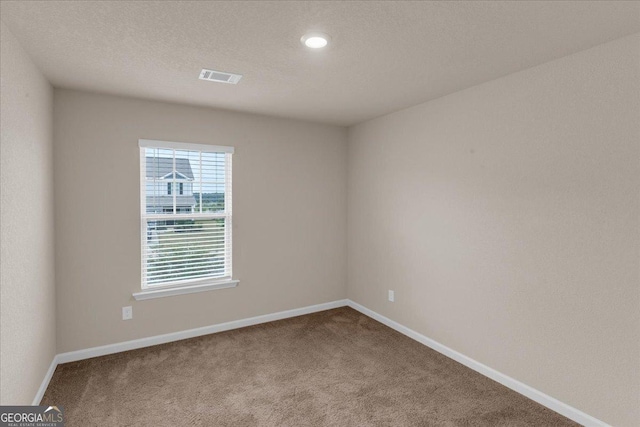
199;69;242;84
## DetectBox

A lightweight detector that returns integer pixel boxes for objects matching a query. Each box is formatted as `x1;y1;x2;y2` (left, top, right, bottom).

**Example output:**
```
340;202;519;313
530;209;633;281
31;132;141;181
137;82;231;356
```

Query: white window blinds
139;139;233;289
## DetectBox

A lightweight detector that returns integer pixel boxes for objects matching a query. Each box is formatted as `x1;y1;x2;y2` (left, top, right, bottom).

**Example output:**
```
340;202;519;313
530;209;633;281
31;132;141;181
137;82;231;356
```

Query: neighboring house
145;157;197;214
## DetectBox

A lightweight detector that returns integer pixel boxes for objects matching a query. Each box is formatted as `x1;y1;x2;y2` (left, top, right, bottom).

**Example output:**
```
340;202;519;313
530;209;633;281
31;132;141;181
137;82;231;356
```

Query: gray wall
347;34;640;426
53;90;347;353
0;22;56;404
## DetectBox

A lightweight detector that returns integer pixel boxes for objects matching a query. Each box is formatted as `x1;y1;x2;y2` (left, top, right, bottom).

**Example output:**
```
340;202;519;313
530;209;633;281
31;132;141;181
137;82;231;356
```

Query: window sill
133;279;239;301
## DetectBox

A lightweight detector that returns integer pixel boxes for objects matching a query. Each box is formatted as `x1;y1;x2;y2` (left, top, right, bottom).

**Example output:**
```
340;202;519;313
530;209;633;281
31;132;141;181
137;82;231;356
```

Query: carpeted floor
42;307;577;426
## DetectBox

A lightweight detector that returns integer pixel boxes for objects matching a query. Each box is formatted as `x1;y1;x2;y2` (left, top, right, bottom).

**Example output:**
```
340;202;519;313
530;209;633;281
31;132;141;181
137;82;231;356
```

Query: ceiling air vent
199;69;242;84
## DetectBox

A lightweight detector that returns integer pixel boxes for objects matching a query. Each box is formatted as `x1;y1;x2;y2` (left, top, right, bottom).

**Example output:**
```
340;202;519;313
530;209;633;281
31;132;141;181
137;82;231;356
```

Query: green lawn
146;218;226;284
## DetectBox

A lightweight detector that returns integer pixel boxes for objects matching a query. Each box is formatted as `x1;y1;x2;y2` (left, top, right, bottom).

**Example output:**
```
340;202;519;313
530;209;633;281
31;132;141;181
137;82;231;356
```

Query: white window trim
139;139;234;153
133;279;239;301
136;139;237;299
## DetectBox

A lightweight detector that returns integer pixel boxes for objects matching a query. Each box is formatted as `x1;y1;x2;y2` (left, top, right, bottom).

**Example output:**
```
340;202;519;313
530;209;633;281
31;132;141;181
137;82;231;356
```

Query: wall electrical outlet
122;306;133;320
388;290;395;302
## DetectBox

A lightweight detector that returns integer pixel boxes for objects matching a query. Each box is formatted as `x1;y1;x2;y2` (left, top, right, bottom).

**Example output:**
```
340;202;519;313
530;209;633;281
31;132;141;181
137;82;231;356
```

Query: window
139;139;233;291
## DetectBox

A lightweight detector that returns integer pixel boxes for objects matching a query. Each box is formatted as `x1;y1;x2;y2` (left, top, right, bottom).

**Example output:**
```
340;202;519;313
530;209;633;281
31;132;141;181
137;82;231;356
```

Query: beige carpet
42;307;577;426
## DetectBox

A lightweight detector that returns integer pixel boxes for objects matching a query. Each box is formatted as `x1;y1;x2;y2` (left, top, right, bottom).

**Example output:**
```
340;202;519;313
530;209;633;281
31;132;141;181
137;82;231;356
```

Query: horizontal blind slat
143;256;229;269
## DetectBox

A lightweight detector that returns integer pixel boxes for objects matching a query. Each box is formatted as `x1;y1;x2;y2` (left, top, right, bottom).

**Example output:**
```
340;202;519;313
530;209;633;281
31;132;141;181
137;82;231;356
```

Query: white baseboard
57;299;349;364
346;300;608;427
34;297;607;426
35;299;349;402
32;356;59;405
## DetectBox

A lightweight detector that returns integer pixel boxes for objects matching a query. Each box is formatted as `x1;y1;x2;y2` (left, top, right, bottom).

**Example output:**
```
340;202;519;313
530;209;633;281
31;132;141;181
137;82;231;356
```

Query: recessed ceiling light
301;32;331;49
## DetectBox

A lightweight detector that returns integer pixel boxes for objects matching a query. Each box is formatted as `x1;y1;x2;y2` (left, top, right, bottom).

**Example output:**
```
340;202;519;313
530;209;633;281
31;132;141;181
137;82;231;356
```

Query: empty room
1;1;638;426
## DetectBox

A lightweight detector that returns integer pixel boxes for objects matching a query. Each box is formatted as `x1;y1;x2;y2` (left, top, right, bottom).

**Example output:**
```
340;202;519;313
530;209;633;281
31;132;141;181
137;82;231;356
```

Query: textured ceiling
1;1;639;126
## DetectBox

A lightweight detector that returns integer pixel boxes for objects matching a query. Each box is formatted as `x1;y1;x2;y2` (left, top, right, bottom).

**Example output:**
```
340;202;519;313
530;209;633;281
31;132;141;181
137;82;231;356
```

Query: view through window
139;140;233;288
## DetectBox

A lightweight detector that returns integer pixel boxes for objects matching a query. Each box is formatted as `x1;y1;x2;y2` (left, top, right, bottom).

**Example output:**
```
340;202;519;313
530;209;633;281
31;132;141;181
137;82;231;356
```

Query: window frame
135;139;237;300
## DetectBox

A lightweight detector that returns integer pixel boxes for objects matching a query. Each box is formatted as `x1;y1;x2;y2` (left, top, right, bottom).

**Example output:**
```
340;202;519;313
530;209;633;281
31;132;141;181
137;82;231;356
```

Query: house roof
146;157;194;180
